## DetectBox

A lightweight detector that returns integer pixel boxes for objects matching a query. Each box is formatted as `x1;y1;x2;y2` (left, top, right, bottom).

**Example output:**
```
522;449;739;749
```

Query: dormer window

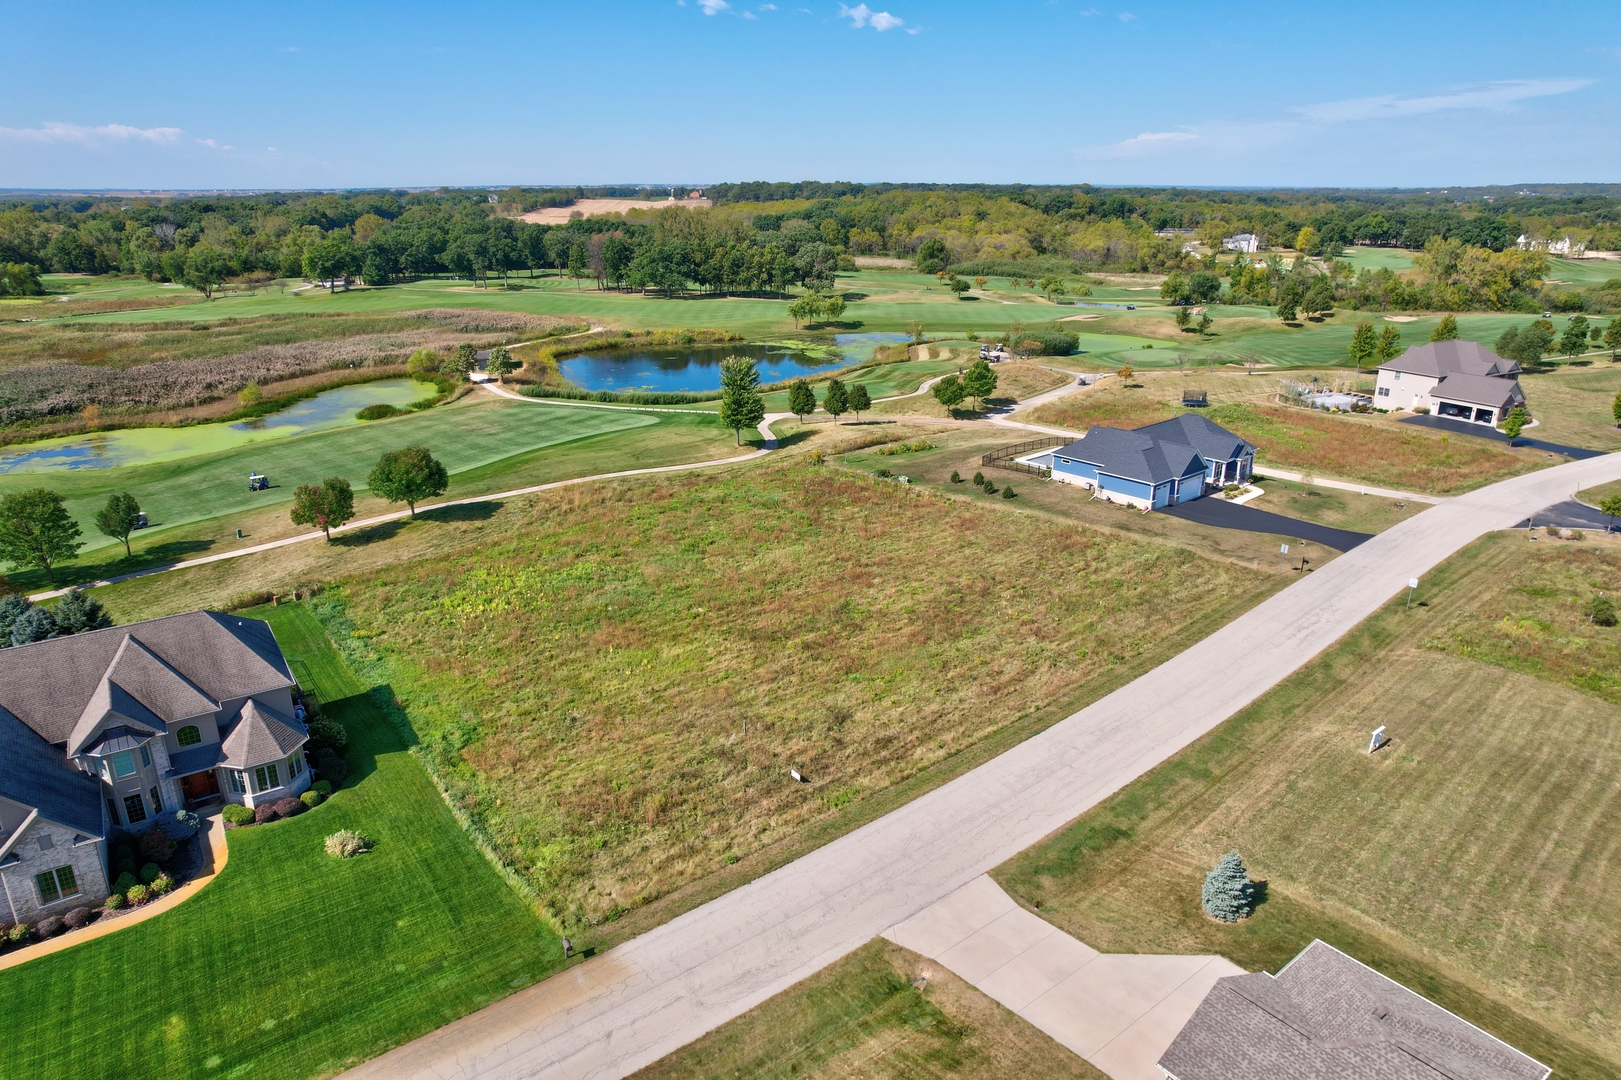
177;725;202;747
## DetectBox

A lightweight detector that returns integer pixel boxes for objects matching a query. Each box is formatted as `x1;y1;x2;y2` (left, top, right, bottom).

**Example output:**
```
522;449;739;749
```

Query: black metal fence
981;436;1070;476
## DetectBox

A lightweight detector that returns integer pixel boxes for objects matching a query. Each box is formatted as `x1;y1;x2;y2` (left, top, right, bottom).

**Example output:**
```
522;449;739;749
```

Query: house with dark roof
1042;414;1256;510
1374;340;1526;425
1158;940;1550;1080
0;611;311;924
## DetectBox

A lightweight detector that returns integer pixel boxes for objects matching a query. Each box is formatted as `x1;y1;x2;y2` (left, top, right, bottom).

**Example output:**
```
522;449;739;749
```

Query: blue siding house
1047;414;1255;510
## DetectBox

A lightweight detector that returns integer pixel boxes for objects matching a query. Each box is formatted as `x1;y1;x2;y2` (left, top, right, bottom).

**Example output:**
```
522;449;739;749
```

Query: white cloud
698;0;729;12
0;122;183;145
1117;11;1135;20
839;3;903;30
743;8;756;16
760;3;776;8
1295;78;1592;124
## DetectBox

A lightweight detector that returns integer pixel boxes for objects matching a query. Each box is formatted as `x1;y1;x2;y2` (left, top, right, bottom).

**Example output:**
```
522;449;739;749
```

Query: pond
557;332;910;393
0;378;438;474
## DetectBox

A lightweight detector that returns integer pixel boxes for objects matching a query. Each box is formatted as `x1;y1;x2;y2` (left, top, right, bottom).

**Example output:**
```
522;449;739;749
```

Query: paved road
339;451;1621;1080
1158;497;1373;551
1515;498;1617;531
1399;413;1605;460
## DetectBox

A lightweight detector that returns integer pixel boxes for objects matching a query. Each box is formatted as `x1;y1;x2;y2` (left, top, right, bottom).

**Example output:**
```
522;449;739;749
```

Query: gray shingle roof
220;699;307;769
1159;940;1550;1080
1055;426;1207;486
0;611;293;746
1136;413;1256;463
0;705;104;839
1380;339;1520;380
1432;372;1526;410
166;742;225;779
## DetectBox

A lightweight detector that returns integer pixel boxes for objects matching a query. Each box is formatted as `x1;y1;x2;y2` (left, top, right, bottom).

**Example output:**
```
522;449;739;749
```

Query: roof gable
1381;340;1520;380
1136;413;1256;462
0;705;104;839
1432;372;1526;410
220;698;308;769
1057;427;1208;486
0;611;293;745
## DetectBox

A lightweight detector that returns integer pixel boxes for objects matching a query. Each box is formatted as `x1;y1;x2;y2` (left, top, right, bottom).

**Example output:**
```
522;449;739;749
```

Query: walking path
27;406;783;602
884;876;1242;1080
0;813;226;971
337;450;1621;1080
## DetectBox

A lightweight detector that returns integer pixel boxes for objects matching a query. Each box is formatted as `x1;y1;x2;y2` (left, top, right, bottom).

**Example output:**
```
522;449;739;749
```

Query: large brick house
0;611;308;924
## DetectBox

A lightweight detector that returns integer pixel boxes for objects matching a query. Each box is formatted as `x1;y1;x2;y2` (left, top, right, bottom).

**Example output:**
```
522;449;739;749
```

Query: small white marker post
1368;725;1386;754
1406;577;1419;610
1278;542;1289;572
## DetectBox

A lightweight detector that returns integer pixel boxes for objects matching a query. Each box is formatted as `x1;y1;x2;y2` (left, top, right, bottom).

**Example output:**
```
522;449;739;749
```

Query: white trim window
287;752;305;780
227;770;246;793
253;763;281;793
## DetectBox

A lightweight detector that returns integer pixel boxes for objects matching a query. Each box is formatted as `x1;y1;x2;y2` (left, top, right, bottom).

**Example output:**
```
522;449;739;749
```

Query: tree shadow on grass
773;429;816;449
323;684;414;792
418;501;499;524
334;521;408;547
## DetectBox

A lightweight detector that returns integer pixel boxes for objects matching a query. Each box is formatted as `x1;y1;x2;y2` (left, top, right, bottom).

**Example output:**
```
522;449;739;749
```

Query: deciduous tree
822;378;849;424
961;359;998;411
450;343;478;378
0;489;83;584
486;345;516;379
183;244;229;299
932;374;966;411
1430;313;1459;341
1348;322;1377;372
1502;405;1527;442
95;491;142;557
1559;316;1590;360
1601;493;1621;532
787;379;816;421
1605;319;1621;360
848;383;871;420
718;356;765;445
290;477;355;541
1376;324;1402;363
368;446;449;518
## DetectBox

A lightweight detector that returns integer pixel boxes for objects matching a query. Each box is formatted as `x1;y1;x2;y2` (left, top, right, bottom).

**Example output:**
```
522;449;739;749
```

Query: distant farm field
329;461;1274;930
995;532;1621;1079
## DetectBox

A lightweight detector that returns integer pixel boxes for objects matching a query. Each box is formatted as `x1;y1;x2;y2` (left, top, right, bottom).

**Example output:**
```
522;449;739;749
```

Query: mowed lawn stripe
0;603;558;1080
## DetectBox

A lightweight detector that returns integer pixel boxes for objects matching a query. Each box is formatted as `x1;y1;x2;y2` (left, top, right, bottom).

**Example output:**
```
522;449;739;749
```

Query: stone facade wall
0;816;109;926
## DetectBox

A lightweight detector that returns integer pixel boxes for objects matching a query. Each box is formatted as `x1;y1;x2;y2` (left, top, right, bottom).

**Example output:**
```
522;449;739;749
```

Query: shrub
63;906;93;930
875;467;893;479
34;915;63;939
112;871;139;895
312;780;333;797
1014;330;1079;356
149;873;173;897
356;403;402;421
139;829;175;862
307;717;349;753
982;481;997;495
254;803;281;825
115;858;137;879
139;862;161;884
103;893;125;911
273;797;305;818
1002;484;1016;499
125;884;149;906
950;470;962;483
325;830;374;859
114;844;134;864
1202;852;1255;922
220;803;256;826
301;789;324;809
1588;595;1617;627
7;922;29;943
159;809;203;840
312;747;349;785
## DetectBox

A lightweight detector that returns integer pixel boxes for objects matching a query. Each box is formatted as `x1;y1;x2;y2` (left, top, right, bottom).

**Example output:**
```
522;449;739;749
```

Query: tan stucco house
1373;339;1526;425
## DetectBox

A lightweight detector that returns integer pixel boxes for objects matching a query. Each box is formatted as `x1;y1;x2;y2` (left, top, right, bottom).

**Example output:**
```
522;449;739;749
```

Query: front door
180;769;221;804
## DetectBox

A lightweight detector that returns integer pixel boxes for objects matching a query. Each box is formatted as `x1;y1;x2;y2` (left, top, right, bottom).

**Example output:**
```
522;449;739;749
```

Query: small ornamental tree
1376;324;1402;363
718;356;766;445
1613;389;1621;428
1175;307;1192;331
368;446;449;518
1349;321;1377;372
822;294;847;322
450;343;478;378
1604;319;1621;360
0;488;83;585
1559;316;1590;360
290;477;355;541
1502;406;1527;442
932;374;966;411
1600;493;1621;533
962;359;998;411
787;379;817;422
486;345;516;379
1430;314;1459;341
822;378;850;424
848;383;872;421
95;491;143;557
1201;851;1255;922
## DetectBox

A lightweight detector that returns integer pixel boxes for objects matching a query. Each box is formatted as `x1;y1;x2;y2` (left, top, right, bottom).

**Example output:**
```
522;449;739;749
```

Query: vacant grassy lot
327;461;1271;929
632;939;1098;1080
0;603;559;1080
1026;370;1543;494
994;532;1621;1078
1521;365;1621;451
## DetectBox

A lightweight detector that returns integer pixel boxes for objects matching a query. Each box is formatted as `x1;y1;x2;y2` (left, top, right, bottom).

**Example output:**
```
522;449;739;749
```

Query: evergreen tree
95;491;143;557
53;588;112;634
0;593;30;647
718;357;766;445
1430;313;1459;341
1348;322;1377;372
822;378;850;424
787;379;817;422
10;605;58;646
1201;852;1254;922
1277;284;1300;322
848;383;872;420
1559;316;1590;360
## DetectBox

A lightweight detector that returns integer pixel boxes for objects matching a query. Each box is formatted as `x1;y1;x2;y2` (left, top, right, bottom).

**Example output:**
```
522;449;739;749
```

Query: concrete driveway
885;876;1242;1080
339;451;1621;1080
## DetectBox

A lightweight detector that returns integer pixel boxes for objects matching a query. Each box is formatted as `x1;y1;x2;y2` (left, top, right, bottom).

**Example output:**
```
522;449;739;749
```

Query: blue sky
2;0;1618;190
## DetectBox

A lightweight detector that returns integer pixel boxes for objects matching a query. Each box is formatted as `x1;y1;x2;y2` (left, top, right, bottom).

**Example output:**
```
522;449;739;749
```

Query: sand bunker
1383;315;1419;322
1060;313;1104;321
521;198;710;224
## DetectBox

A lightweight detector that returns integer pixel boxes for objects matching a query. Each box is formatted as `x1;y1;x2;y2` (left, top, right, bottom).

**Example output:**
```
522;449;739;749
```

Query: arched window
177;725;202;747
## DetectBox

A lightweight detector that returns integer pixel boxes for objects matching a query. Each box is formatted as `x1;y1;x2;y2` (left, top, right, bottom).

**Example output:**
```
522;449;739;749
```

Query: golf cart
249;473;269;491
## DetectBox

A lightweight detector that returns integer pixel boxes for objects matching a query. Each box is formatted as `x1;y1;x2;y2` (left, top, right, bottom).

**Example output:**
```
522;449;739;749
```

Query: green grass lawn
0;601;559;1080
0;395;745;593
993;532;1621;1079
